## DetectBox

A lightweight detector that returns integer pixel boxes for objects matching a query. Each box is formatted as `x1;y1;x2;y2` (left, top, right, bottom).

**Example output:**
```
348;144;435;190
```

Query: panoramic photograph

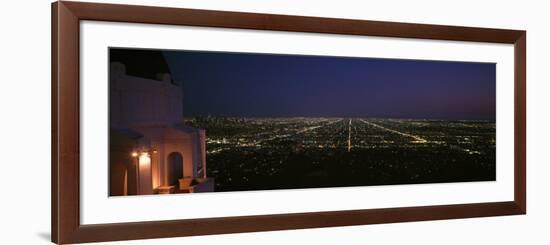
108;48;496;196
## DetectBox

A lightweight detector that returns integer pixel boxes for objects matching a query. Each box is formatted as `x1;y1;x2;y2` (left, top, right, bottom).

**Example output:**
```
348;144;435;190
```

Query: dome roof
110;48;172;81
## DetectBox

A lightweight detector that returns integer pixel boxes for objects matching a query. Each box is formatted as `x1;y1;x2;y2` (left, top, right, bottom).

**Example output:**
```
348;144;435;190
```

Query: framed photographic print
52;1;526;244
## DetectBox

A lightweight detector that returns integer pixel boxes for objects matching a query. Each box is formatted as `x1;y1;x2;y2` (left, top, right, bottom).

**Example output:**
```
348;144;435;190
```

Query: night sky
163;50;496;120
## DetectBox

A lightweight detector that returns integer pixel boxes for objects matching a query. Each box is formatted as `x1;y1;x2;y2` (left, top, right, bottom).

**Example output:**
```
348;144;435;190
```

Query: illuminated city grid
185;117;496;192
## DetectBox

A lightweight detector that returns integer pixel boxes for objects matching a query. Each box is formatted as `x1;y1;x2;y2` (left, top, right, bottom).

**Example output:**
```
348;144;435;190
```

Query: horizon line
183;116;496;122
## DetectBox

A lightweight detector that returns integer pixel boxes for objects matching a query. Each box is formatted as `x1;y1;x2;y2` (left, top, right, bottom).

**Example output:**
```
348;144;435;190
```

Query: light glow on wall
138;152;151;168
137;152;153;195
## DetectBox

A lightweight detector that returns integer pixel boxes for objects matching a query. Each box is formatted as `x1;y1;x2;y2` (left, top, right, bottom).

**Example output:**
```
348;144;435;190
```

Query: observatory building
108;49;213;196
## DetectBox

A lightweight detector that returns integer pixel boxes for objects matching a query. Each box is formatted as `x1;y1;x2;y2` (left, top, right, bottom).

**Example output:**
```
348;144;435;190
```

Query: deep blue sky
164;50;495;120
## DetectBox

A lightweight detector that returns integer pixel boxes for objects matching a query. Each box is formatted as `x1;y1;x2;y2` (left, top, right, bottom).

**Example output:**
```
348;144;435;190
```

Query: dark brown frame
52;1;526;244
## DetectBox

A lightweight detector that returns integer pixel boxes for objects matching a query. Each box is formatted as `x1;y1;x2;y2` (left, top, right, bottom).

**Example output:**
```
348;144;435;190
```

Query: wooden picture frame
52;1;526;244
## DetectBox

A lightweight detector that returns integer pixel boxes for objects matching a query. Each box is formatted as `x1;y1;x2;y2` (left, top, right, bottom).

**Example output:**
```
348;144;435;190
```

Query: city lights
185;116;496;192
